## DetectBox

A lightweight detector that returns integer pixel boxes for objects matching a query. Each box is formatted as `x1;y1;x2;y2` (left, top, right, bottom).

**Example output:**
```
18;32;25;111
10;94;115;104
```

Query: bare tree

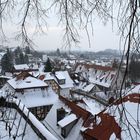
0;0;140;139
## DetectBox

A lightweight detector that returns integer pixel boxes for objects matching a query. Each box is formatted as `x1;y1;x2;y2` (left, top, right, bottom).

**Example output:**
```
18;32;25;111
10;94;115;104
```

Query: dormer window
55;73;66;85
110;74;114;80
26;81;31;83
58;79;65;85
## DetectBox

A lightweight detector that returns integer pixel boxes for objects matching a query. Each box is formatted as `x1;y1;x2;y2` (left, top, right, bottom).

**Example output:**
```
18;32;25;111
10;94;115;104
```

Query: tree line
1;46;30;73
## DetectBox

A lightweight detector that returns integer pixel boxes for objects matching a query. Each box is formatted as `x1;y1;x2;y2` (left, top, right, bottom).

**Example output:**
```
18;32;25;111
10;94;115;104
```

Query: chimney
57;108;65;124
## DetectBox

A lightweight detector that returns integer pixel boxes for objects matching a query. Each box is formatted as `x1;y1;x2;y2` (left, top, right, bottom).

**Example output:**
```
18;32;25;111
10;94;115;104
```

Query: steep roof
16;88;58;108
7;72;48;90
82;93;140;140
59;95;91;121
44;98;83;140
75;63;115;72
75;63;117;88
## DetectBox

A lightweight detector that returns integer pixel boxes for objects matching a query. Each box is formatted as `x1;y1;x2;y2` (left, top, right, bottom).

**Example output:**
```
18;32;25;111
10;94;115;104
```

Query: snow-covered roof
55;71;74;89
0;75;12;79
16;88;58;108
82;84;95;92
105;93;140;140
55;72;65;80
12;98;57;140
75;63;117;88
8;76;48;90
42;72;54;81
58;114;77;127
0;96;57;140
42;71;74;89
14;64;29;70
44;99;83;140
83;98;104;115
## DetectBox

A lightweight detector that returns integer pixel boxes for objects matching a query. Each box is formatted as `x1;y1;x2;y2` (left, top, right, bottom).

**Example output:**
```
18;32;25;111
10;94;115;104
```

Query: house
39;71;74;97
43;96;87;139
12;64;39;73
3;71;58;120
27;54;42;63
82;92;140;140
42;92;107;140
75;63;124;98
11;64;40;78
0;95;57;140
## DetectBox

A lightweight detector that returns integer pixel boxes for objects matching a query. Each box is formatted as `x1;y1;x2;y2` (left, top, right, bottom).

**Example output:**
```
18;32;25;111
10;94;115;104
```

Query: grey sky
2;12;120;52
33;20;120;52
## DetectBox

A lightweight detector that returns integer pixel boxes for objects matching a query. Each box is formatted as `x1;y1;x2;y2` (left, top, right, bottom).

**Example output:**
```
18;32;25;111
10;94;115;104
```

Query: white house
3;71;58;120
39;71;74;98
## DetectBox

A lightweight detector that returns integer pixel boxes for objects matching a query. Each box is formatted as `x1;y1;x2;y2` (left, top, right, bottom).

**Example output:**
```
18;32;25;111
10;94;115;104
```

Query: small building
10;64;39;78
58;114;78;138
43;96;85;139
39;71;74;97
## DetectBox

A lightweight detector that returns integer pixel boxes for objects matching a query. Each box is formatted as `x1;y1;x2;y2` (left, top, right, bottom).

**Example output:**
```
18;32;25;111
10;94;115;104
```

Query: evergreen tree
1;49;13;73
25;46;31;54
44;58;52;72
56;48;61;56
19;52;25;64
129;54;140;82
24;54;29;64
14;46;22;57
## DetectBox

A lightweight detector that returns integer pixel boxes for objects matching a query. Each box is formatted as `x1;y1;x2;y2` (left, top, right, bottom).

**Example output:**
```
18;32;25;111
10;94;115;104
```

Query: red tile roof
114;93;140;105
83;112;121;140
75;63;115;71
39;74;45;80
16;71;33;81
59;95;91;121
60;93;140;140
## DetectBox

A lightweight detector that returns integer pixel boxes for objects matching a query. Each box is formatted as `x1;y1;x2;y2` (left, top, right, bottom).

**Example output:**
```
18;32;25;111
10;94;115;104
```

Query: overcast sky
1;10;120;52
33;21;120;52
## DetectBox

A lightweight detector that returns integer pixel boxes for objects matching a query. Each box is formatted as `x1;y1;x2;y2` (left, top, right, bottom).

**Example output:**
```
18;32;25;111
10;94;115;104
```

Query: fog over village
0;0;140;140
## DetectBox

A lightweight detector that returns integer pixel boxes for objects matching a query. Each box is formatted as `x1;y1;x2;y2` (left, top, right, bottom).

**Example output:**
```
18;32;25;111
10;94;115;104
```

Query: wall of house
4;83;15;95
29;105;52;121
61;119;77;138
45;80;60;94
24;88;43;93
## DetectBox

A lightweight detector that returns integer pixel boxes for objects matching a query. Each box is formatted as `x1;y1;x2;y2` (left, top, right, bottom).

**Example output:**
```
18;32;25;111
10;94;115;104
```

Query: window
95;69;97;74
61;128;66;137
58;79;65;85
29;105;52;120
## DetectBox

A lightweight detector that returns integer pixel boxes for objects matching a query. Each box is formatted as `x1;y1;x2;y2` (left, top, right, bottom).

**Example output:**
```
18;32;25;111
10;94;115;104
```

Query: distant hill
96;49;121;56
